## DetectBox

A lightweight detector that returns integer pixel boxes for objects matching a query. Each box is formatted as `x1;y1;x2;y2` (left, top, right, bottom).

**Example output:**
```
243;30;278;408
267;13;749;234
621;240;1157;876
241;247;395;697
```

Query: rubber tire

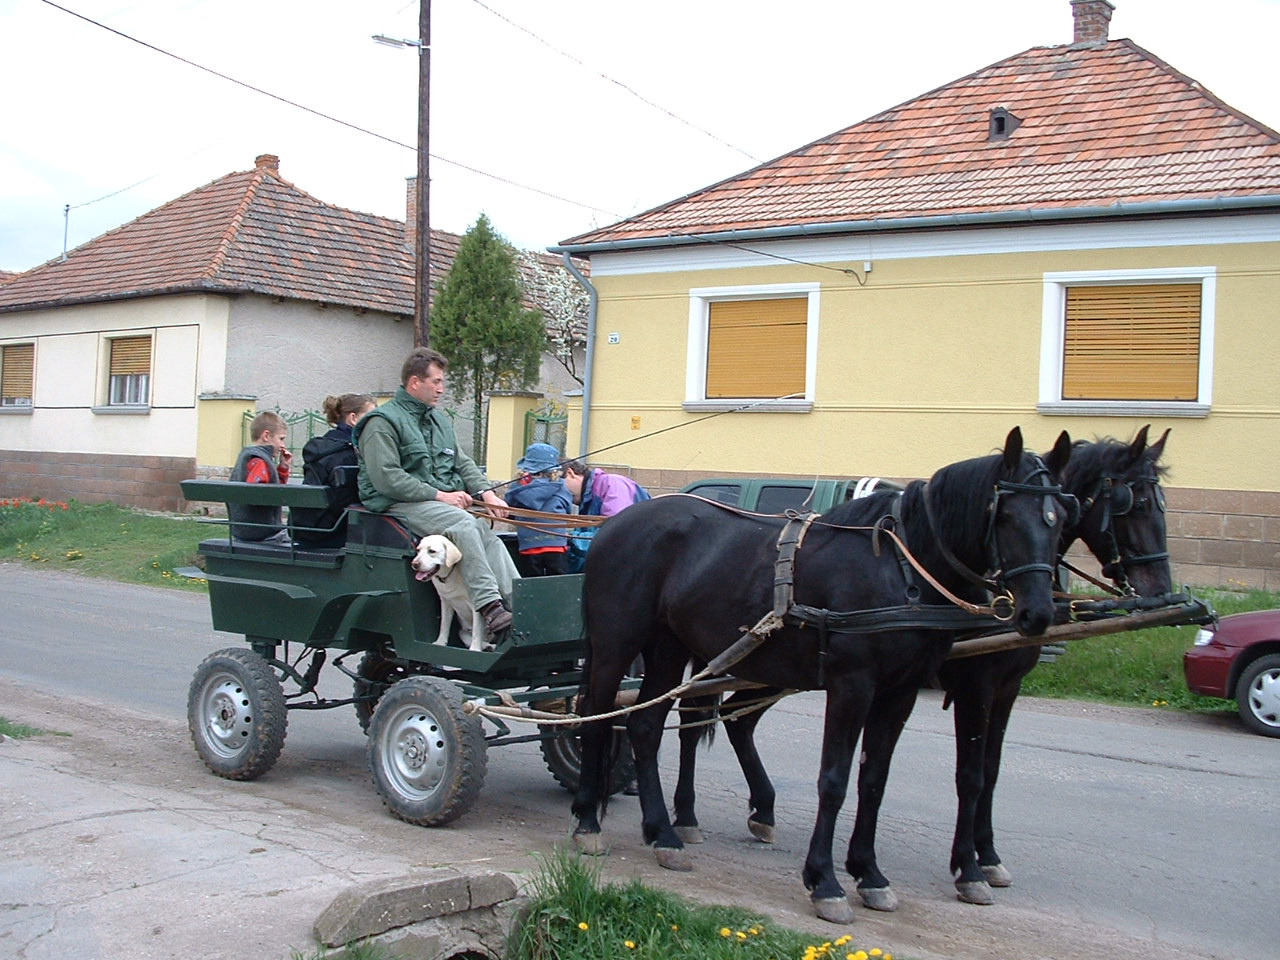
540;725;636;795
187;647;288;781
367;676;487;826
1235;653;1280;738
354;651;411;735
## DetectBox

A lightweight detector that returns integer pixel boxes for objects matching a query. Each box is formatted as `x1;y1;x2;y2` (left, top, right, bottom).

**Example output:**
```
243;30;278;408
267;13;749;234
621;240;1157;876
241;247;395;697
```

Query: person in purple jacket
562;460;650;574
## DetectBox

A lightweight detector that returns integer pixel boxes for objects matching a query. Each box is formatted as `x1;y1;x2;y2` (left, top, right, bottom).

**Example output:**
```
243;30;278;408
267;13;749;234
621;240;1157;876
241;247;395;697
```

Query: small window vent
988;107;1022;141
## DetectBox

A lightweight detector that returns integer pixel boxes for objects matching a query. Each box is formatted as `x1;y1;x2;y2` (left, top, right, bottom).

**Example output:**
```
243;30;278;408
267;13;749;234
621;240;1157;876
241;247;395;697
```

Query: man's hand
478;489;510;521
435;490;474;509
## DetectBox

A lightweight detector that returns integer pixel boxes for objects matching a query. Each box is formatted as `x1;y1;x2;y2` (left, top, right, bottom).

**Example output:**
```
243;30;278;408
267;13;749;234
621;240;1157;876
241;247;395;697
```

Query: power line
39;1;861;280
38;0;617;217
468;0;762;163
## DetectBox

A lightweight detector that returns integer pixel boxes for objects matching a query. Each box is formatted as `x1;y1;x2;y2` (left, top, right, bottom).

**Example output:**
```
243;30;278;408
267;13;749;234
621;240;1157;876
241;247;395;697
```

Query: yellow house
551;1;1280;590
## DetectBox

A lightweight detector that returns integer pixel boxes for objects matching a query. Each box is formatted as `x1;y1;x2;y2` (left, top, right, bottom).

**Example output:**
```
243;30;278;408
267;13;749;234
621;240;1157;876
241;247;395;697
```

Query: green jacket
355;387;489;513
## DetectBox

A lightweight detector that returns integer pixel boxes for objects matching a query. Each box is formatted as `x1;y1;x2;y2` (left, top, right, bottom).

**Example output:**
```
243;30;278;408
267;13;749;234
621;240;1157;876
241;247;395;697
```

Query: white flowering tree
520;253;589;386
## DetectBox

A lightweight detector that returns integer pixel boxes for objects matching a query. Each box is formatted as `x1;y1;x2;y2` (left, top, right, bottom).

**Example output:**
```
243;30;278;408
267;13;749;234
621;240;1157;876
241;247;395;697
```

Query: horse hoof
956;880;995;905
857;886;899;912
812;896;856;925
747;818;775;844
572;831;606;856
654;846;693;872
982;862;1013;887
674;825;704;844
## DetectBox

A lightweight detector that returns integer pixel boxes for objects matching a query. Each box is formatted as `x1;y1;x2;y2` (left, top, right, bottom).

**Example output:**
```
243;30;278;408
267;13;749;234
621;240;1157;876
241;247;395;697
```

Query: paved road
0;564;1273;960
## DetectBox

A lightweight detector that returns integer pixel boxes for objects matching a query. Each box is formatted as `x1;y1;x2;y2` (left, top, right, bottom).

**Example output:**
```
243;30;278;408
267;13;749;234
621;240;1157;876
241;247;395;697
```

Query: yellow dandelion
625;940;636;949
870;951;883;957
577;922;589;931
852;952;869;960
737;931;748;940
671;924;679;931
721;928;732;938
835;935;852;946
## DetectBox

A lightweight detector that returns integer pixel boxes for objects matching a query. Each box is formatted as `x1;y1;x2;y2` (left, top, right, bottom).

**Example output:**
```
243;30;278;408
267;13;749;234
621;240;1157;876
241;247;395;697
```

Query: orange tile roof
561;39;1280;248
0;156;420;315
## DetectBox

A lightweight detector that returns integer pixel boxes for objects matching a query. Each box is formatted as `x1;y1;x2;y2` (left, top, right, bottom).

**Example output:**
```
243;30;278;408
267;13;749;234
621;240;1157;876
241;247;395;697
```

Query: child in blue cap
505;442;573;576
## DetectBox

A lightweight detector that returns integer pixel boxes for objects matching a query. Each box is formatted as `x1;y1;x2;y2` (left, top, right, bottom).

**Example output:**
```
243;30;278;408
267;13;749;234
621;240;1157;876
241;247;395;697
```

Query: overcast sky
2;0;1278;273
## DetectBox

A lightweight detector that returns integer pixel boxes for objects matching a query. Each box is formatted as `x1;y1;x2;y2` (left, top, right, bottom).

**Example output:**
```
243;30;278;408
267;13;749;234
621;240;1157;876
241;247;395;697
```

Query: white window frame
1038;267;1215;418
685;282;820;413
0;341;35;411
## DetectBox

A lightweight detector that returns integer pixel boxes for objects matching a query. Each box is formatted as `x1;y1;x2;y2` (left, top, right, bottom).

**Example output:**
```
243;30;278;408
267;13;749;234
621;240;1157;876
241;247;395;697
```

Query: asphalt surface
1;565;1275;960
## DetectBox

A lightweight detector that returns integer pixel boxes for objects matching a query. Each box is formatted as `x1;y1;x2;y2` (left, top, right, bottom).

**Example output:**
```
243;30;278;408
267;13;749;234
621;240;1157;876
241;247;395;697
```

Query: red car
1184;609;1280;738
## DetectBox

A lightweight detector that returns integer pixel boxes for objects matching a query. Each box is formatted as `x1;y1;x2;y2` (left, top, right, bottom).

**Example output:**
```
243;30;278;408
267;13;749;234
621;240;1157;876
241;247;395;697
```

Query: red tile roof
0;156;419;315
562;39;1280;248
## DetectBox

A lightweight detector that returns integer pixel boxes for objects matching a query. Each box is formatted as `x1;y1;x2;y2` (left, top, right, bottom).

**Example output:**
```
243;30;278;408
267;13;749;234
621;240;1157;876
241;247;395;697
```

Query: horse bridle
922;455;1078;606
1072;472;1168;592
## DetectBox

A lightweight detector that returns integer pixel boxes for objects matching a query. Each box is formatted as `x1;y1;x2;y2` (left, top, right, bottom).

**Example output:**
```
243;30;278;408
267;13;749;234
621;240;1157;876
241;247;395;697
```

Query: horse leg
844;683;921;913
947;677;997;905
628;638;695;871
570;652;635;855
974;679;1023;889
803;685;866;924
722;688;781;843
672;690;716;844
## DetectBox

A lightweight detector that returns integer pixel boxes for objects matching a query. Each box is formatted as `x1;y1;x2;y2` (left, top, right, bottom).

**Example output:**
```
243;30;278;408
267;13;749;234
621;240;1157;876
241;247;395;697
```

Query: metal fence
241;410;329;466
524;410;568;456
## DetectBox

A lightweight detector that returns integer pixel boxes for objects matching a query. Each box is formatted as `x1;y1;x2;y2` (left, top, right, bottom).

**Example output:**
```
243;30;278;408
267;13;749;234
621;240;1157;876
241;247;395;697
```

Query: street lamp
372;0;431;346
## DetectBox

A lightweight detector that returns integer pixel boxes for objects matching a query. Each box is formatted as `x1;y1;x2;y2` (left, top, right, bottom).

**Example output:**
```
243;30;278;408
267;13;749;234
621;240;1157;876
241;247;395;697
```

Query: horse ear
1127;424;1152;461
1002;426;1024;473
1145;427;1171;465
1044;430;1072;477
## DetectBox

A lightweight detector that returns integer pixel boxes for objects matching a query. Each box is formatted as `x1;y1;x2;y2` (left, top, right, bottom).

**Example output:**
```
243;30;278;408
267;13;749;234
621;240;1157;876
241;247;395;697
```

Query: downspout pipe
560;252;597;459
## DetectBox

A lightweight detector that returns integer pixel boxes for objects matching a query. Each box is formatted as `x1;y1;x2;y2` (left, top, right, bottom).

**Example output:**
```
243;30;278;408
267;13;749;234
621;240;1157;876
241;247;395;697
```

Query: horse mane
1066;434;1169;486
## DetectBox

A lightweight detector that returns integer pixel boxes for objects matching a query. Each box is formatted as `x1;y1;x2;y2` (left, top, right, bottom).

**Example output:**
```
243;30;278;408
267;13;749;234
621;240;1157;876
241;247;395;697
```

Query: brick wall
0;450;196;513
631;466;1280;593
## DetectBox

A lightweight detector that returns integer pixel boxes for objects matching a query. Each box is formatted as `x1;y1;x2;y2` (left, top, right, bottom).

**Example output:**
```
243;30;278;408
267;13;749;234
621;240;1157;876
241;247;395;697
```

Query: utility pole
415;0;432;347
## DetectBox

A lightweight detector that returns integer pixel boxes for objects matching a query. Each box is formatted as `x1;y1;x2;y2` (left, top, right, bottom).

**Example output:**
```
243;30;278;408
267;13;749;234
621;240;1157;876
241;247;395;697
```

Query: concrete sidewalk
0;686;521;960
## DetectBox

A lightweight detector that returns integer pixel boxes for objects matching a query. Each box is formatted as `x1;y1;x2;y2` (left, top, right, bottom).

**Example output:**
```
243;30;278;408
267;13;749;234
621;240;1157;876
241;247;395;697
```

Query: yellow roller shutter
109;336;152;376
1;344;34;404
706;298;806;399
1062;285;1200;401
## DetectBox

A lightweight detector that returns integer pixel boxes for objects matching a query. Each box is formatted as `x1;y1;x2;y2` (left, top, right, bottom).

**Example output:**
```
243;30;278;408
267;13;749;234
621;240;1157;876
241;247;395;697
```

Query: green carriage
179;479;633;827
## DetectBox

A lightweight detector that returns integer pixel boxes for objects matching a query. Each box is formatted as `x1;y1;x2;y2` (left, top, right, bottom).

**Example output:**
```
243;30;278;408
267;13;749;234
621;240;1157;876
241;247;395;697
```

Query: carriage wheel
187;647;288;781
353;650;410;734
1236;653;1280;738
368;676;487;826
538;697;635;795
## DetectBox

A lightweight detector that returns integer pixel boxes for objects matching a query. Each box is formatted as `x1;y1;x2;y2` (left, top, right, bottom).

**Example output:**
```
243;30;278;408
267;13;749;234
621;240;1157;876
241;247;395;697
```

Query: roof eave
549;195;1280;257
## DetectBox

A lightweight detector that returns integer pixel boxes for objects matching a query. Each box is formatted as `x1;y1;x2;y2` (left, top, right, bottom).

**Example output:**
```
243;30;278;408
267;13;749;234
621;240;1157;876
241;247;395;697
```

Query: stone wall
0;449;194;513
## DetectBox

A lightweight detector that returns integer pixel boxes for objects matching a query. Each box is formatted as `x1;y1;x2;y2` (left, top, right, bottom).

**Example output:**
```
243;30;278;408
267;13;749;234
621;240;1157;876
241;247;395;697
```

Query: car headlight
1193;627;1215;646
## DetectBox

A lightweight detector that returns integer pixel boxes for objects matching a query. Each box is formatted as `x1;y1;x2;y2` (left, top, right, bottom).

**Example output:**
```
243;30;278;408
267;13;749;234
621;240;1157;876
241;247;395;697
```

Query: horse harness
1065;471;1168;594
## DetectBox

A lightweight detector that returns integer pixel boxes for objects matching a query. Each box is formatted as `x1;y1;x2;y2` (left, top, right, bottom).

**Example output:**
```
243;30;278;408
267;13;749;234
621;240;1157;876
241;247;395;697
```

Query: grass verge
509;847;893;960
0;716;58;738
0;497;209;590
1020;586;1278;712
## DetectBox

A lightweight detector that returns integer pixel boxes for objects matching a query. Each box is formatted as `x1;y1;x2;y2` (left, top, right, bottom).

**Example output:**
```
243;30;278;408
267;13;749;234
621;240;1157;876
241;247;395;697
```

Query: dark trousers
519;550;569;577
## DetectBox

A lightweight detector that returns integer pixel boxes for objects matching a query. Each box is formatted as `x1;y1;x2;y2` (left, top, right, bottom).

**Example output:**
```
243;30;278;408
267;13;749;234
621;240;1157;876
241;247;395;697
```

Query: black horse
935;425;1171;905
664;427;1172;912
570;427;1072;923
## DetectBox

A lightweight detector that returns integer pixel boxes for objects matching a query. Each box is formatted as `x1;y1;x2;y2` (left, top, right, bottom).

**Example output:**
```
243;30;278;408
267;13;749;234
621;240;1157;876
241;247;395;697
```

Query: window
1039;268;1214;417
686;283;819;412
1;343;34;407
107;336;151;406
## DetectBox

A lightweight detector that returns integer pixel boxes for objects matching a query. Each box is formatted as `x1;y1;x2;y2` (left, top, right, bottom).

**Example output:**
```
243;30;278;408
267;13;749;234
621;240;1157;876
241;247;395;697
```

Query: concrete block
313;869;519;948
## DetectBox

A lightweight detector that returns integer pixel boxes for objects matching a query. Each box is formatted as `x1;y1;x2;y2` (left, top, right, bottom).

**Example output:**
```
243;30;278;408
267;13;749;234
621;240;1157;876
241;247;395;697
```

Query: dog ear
442;538;462;568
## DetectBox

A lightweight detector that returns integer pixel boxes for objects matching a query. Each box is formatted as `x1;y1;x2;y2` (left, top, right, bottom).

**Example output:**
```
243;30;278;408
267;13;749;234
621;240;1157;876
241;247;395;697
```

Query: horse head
919;427;1071;638
1062;425;1173;597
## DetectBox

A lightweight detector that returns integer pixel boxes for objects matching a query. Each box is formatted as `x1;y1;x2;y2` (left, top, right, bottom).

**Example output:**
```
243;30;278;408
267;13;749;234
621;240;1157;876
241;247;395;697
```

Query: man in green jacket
356;347;518;634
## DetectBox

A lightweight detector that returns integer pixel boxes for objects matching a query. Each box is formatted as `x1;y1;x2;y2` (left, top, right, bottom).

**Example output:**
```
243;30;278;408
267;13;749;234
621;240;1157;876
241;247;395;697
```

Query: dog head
411;534;462;582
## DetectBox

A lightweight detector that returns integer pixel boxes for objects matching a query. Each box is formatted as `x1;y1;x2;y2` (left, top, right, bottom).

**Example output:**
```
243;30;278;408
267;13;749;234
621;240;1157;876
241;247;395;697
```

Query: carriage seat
198;537;345;567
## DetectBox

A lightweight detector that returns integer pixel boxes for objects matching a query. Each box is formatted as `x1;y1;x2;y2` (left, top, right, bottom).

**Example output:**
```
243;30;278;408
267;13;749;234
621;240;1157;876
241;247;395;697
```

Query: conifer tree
431;214;547;464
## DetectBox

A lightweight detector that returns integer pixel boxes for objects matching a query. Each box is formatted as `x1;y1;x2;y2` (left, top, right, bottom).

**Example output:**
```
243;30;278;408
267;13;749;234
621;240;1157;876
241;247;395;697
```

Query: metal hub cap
201;674;253;757
1247;666;1280;729
385;708;446;798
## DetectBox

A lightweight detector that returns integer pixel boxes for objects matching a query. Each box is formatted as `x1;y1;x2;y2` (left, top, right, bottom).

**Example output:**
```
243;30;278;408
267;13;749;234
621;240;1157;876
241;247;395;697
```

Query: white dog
411;534;489;651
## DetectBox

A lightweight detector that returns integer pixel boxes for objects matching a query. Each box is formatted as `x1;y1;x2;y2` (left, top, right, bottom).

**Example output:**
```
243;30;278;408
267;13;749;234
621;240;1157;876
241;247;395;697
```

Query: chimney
405;176;417;245
1071;0;1114;46
255;153;280;175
